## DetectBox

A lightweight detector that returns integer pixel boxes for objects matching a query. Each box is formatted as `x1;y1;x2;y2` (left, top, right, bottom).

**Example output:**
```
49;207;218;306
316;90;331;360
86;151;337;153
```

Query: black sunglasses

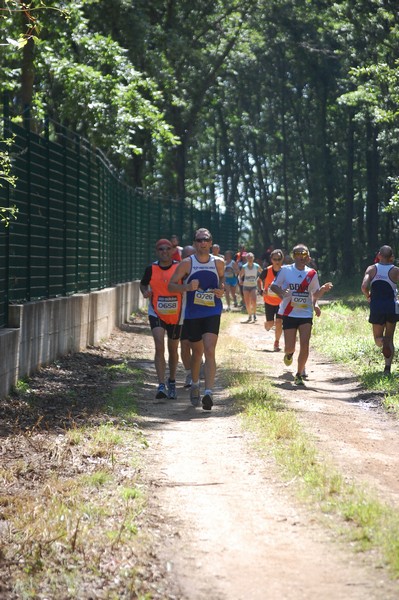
195;237;211;242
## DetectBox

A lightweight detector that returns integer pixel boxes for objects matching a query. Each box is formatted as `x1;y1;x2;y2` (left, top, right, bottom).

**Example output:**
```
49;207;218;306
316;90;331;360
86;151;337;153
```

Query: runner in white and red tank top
270;243;333;385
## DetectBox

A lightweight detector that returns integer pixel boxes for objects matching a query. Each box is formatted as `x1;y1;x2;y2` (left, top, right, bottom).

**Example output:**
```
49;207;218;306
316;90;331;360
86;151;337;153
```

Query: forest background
2;0;399;278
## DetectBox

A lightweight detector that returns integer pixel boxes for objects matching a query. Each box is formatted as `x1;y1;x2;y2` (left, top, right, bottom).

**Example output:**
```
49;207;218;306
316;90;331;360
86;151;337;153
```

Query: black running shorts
148;315;182;340
183;315;221;343
264;304;283;322
368;311;399;325
282;316;313;330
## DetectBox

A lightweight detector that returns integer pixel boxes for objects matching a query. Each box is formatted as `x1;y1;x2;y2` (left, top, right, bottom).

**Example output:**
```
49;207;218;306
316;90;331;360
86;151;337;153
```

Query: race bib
291;292;309;309
194;290;216;307
156;295;178;315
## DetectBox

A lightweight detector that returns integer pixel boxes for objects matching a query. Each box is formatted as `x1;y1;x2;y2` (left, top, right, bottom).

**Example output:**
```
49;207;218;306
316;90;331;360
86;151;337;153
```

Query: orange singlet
150;263;183;324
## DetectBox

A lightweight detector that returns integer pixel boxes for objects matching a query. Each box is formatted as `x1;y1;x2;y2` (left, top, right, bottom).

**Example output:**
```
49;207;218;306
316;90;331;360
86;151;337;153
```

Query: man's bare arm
361;264;376;299
168;259;199;292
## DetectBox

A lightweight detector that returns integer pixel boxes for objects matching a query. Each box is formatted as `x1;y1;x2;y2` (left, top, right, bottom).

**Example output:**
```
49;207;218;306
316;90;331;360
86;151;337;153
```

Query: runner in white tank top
270;244;332;385
239;252;262;323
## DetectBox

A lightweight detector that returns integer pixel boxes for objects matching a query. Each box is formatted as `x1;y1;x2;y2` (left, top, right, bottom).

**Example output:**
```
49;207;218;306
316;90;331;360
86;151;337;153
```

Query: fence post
24;104;32;301
74;133;81;292
2;93;11;326
45;117;50;297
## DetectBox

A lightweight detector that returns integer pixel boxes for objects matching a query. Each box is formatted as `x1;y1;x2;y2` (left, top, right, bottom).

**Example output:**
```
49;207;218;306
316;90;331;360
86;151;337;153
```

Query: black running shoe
202;393;213;411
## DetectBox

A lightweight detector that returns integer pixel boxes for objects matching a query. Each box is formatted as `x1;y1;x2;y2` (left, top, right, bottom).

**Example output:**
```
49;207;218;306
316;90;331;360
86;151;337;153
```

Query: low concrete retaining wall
0;280;145;399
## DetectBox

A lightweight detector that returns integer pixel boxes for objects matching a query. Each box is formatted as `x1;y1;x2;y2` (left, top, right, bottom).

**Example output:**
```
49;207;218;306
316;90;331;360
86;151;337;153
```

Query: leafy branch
1;0;68;48
0;136;18;227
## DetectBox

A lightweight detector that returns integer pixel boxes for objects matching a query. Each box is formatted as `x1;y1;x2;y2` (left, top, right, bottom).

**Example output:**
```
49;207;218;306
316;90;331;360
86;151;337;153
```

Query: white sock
192;381;199;387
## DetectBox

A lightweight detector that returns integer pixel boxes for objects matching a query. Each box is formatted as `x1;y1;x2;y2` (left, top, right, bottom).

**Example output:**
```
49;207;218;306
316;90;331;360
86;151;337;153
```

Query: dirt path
119;314;399;599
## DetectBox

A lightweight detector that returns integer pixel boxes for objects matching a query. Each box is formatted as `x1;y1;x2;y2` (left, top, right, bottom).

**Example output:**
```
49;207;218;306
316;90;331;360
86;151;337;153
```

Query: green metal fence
0;96;238;328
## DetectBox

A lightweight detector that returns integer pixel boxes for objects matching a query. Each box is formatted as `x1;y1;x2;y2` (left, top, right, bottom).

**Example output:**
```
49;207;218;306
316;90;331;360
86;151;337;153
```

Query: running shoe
245;316;252;323
155;383;168;399
167;378;177;399
301;369;308;379
202;392;214;411
253;314;257;322
190;385;200;407
273;341;280;352
283;353;293;366
294;374;305;386
184;373;192;388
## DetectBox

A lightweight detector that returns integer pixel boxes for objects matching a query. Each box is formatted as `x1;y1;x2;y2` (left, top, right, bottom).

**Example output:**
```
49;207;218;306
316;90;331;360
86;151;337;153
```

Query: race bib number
291;292;309;309
156;295;178;315
194;290;216;307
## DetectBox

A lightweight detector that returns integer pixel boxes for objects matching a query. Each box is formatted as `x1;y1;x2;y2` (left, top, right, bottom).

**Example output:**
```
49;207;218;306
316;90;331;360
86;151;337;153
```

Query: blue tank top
185;255;223;319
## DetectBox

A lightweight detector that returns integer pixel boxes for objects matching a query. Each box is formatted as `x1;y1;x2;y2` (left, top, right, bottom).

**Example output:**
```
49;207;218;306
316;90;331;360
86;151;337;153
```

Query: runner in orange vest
257;248;284;351
140;238;183;400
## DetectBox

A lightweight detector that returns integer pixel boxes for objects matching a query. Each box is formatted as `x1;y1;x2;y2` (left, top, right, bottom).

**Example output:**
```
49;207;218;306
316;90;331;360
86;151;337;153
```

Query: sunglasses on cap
195;237;211;242
293;250;309;257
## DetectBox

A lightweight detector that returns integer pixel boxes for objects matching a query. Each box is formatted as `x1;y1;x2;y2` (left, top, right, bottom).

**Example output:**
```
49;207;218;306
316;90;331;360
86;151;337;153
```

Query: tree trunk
280;91;290;251
342;110;355;271
365;118;379;258
21;37;35;113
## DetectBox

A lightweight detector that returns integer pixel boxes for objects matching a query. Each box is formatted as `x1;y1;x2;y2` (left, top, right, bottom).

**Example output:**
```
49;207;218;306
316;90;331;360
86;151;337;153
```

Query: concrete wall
0;280;145;399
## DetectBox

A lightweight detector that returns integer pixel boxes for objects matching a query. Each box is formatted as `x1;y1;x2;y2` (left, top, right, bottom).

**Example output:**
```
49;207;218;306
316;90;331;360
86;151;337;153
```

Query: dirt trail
124;314;399;600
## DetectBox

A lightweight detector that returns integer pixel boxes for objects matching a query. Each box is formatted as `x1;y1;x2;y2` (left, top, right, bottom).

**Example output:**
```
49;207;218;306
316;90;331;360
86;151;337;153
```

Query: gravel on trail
1;311;399;599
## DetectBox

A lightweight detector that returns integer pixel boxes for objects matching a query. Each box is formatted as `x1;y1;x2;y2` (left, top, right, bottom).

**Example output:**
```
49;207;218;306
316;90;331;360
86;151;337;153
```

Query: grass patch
217;334;399;577
1;361;154;598
104;364;143;421
312;300;399;413
2;432;150;595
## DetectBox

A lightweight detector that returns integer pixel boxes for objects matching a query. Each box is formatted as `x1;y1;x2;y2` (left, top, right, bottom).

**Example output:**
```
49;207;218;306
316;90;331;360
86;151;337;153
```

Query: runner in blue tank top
361;245;399;374
169;228;225;411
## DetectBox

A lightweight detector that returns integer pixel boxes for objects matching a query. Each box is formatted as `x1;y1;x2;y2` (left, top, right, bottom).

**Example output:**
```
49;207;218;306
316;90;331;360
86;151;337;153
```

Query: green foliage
0;135;18;226
1;0;179;170
2;0;399;262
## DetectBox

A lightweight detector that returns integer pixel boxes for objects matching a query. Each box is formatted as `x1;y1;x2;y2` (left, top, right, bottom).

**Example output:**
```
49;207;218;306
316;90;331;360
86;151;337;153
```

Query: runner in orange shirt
257;248;284;351
140;239;183;399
